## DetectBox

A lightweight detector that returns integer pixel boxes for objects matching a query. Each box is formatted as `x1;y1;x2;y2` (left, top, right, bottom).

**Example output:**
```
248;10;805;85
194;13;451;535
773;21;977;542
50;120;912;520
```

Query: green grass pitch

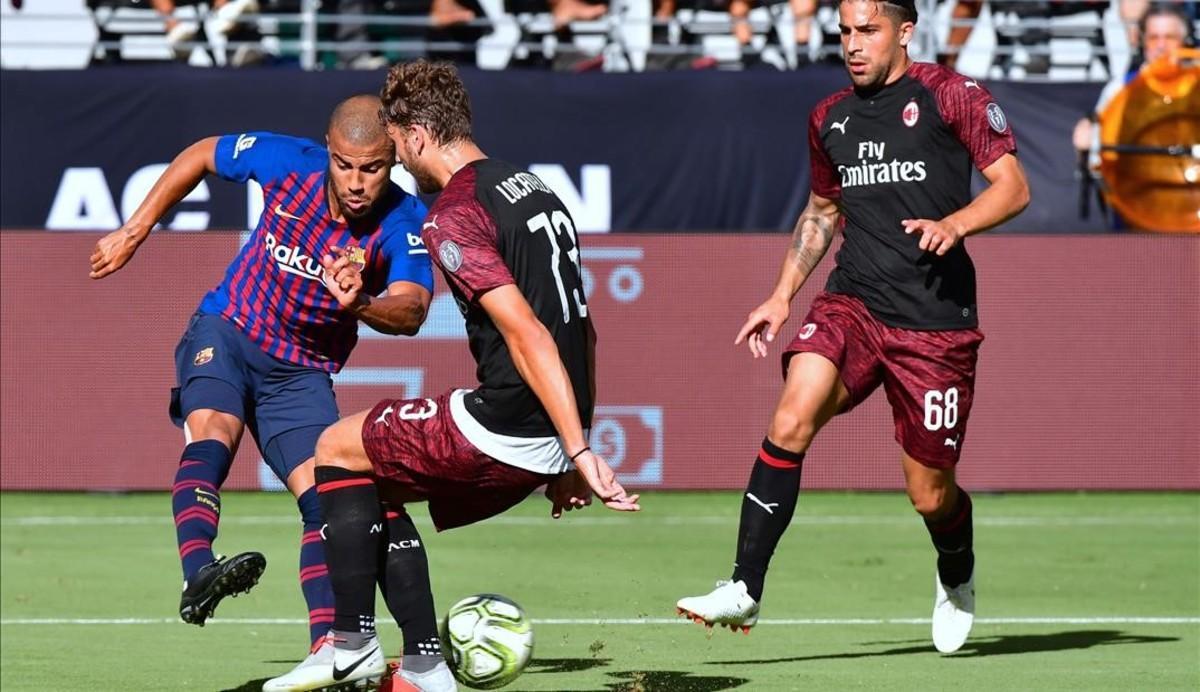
2;491;1198;691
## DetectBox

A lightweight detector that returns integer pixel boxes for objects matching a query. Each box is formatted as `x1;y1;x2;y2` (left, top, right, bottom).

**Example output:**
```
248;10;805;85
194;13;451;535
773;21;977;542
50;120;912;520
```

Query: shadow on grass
602;669;751;691
710;629;1180;665
526;656;613;673
219;678;270;692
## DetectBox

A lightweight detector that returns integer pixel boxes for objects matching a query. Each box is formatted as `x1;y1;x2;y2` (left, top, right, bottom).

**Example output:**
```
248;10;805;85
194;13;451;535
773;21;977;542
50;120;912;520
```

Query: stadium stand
5;0;1196;76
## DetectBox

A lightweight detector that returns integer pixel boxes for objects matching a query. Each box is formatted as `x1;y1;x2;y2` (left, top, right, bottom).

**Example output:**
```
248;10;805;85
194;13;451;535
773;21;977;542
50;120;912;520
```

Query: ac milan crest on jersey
903;100;920;127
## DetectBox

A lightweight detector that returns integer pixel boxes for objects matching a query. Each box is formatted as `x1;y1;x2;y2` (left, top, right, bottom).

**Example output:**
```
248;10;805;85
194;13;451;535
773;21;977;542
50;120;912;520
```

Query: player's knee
314;423;349;469
908;484;953;519
184;409;241;447
767;407;818;452
314;419;370;473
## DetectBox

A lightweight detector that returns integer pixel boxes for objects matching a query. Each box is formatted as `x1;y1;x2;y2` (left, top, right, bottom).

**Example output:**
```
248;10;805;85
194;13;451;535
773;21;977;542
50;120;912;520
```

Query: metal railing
0;0;1167;75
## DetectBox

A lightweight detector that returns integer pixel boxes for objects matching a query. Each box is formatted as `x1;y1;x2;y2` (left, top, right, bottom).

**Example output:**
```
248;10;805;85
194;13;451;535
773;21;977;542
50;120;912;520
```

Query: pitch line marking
3;515;1196;528
2;617;1197;626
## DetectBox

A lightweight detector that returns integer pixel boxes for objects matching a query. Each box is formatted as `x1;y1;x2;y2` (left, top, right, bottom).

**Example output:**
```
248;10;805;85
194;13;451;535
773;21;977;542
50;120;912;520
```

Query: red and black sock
296;486;335;647
378;508;441;660
172;440;232;581
925;486;975;588
731;438;804;602
316;466;381;645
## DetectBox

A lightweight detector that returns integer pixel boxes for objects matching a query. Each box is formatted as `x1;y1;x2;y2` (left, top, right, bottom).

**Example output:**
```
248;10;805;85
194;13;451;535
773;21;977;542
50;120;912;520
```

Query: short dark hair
379;60;473;145
328;94;389;146
839;0;918;25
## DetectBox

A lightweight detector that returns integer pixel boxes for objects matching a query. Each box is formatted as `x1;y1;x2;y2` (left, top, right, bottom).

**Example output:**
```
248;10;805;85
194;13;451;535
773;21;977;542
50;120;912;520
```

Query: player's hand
544;470;593;519
734;295;790;359
320;245;365;309
89;227;143;279
902;218;964;257
572;449;640;513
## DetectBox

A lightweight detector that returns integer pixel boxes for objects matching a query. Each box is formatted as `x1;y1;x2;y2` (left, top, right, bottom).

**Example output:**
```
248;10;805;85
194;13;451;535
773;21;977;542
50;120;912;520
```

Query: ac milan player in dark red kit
300;60;640;691
677;0;1029;654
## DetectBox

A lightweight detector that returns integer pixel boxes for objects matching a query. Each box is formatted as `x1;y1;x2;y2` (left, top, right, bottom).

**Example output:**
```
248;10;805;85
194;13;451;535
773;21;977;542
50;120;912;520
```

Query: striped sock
172;440;232;581
297;487;335;646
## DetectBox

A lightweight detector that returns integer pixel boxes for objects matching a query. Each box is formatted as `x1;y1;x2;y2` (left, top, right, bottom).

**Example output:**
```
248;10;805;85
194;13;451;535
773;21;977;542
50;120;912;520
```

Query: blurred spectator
330;0;386;69
942;0;1121;73
669;0;816;68
430;0;478;26
153;0;257;53
1072;1;1192;156
549;0;607;27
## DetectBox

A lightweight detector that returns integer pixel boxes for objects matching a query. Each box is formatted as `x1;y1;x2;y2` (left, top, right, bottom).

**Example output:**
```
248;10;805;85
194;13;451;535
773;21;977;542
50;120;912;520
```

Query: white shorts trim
448;389;581;476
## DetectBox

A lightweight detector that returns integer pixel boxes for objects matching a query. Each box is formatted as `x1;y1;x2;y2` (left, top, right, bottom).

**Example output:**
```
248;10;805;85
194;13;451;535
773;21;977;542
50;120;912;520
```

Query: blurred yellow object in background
1099;48;1200;233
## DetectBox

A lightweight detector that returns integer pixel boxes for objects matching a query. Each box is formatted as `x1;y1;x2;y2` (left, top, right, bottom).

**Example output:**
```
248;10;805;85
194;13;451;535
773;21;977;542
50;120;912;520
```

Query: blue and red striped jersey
197;132;434;372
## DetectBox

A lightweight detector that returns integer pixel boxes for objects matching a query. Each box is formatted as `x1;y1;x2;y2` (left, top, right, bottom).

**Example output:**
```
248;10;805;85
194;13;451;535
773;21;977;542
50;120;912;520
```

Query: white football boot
676;579;760;633
262;635;385;691
262;634;337;691
932;570;975;653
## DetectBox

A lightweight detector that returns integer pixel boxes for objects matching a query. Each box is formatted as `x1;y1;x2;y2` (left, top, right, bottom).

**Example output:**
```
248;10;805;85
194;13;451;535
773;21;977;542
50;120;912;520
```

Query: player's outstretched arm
89;137;220;279
479;284;639;513
735;192;841;358
902;153;1030;256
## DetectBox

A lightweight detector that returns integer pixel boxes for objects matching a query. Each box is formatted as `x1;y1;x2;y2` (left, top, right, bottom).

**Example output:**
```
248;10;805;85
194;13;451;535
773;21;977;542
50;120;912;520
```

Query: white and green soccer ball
440;594;534;689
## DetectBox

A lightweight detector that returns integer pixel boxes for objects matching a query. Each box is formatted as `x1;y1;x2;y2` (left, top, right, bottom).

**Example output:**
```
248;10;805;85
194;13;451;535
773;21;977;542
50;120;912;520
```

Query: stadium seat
87;0;278;66
474;0;649;71
666;0;802;70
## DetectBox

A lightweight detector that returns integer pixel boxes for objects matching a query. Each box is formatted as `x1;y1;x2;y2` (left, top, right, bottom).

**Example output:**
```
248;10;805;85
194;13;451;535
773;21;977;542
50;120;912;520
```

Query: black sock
316;466;381;644
731;438;804;602
925;486;974;588
378;508;441;659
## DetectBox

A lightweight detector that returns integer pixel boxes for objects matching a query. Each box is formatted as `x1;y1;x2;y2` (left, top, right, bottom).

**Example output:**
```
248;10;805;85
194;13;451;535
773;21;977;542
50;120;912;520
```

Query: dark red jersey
421;159;593;438
809;63;1018;330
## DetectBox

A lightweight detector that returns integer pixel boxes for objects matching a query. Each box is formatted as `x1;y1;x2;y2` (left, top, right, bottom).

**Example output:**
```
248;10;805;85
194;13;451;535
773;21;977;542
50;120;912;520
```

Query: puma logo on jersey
944;436;959;449
374;405;394;427
964;80;980;90
746;493;779;515
830;116;850;134
422;215;439;231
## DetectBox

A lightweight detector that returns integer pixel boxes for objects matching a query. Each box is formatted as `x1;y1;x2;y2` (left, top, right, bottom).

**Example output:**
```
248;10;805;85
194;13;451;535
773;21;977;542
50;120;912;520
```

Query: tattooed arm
734;192;841;358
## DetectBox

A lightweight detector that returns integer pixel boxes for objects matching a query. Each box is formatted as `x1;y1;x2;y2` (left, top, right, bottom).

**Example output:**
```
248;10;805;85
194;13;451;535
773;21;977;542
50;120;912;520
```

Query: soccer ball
440;594;534;689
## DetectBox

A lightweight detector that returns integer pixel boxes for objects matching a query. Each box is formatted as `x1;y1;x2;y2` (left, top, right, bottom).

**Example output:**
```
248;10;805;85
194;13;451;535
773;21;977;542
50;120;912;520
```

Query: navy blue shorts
170;313;339;483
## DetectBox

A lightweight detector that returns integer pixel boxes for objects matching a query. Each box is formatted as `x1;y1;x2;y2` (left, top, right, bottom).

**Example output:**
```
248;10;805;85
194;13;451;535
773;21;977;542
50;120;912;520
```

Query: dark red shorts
361;390;557;531
782;292;984;468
